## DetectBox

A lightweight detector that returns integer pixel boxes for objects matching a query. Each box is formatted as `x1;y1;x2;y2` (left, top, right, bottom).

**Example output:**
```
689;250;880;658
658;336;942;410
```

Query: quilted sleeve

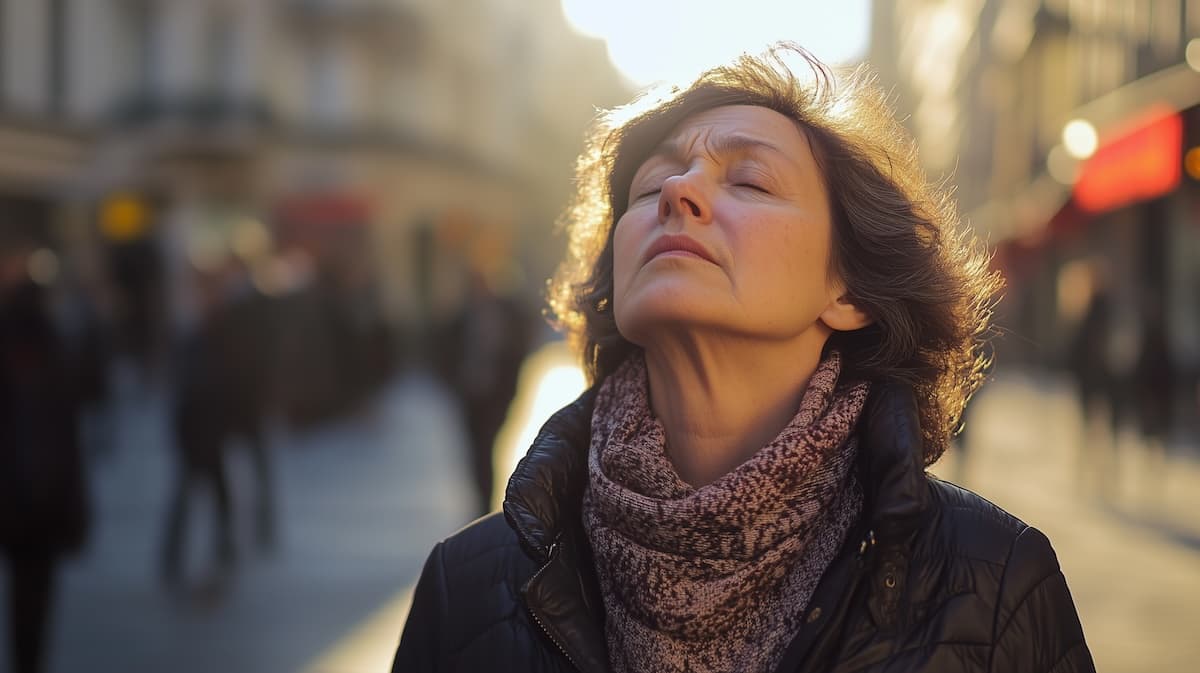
392;542;448;673
989;527;1096;673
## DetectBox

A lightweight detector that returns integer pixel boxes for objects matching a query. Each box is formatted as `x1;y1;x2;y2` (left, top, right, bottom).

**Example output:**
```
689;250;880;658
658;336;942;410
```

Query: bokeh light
1187;38;1200;72
1063;118;1099;159
1185;146;1200;180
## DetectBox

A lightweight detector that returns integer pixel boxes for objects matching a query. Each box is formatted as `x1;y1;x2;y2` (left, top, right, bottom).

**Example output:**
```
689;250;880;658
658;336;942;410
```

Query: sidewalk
953;371;1200;547
0;370;477;673
945;372;1200;673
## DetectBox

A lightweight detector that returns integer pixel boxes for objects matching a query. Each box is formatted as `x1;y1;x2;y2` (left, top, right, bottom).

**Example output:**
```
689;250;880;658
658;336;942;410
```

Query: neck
642;329;830;487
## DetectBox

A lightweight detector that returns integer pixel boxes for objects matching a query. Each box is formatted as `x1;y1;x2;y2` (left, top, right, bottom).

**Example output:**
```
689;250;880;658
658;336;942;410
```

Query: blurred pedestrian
275;250;392;425
436;266;532;516
54;278;114;460
394;44;1093;672
1067;275;1112;426
160;263;276;593
1066;272;1120;495
0;252;91;673
106;235;166;382
215;265;278;549
1133;296;1172;499
1134;299;1172;443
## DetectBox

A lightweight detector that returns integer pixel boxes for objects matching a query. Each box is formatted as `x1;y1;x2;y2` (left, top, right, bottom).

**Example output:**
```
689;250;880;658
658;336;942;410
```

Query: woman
393;44;1094;673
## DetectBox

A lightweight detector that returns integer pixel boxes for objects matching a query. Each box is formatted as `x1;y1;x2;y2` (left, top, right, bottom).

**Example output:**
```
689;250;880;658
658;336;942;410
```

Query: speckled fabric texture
582;351;869;673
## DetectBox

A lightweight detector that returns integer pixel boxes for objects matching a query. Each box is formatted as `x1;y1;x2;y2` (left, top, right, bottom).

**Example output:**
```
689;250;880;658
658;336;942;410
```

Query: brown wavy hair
546;43;1001;465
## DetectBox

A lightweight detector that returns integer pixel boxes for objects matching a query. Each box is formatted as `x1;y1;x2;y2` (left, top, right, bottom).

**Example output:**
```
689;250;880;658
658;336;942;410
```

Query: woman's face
612;104;843;347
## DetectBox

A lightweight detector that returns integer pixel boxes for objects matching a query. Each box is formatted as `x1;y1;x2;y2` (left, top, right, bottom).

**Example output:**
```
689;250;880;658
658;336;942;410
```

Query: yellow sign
100;193;150;241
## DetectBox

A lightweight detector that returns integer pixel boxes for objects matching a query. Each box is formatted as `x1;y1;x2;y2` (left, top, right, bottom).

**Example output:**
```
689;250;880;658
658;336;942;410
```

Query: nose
658;172;711;226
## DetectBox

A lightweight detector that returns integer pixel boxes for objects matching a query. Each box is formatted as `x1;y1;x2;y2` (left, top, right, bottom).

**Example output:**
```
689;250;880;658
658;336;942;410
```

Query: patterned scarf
582;351;869;673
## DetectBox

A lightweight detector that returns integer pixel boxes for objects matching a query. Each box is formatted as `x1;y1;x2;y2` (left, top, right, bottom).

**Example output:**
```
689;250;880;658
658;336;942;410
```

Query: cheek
733;221;831;299
611;215;641;296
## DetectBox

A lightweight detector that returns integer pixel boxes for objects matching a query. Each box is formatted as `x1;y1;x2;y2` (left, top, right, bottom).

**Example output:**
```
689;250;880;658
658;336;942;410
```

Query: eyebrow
648;133;796;166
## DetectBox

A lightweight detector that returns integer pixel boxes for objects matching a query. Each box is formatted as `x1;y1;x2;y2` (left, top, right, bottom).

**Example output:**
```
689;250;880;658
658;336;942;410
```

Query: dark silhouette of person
213;274;277;550
436;270;532;517
0;270;91;673
1067;280;1121;495
1069;286;1112;422
160;266;276;591
107;236;165;379
57;281;113;460
1134;299;1172;440
275;252;393;426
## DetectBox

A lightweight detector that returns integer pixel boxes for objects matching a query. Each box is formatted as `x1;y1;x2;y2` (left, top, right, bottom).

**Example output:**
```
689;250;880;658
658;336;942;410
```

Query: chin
615;291;729;343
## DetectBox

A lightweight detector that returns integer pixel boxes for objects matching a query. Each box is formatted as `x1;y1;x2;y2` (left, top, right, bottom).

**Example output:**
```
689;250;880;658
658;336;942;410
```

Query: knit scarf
582;351;869;673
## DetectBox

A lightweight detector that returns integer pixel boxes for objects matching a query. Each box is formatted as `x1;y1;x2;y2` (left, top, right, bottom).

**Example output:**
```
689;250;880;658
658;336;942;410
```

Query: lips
643;234;717;265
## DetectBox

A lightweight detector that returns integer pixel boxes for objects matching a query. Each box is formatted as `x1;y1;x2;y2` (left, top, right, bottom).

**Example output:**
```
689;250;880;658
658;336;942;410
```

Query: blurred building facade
0;0;628;378
872;0;1200;434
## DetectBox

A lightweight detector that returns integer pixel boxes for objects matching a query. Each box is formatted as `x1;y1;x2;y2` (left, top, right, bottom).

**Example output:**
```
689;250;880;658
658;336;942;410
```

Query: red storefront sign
1074;106;1182;213
274;192;372;255
277;193;370;225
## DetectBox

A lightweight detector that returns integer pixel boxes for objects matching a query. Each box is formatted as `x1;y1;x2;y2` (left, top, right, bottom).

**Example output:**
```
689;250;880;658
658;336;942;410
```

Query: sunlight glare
560;0;870;86
492;341;588;509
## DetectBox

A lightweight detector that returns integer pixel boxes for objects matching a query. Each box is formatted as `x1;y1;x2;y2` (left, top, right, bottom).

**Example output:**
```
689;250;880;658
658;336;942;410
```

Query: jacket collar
500;381;929;672
503;381;929;554
503;388;598;564
502;389;606;672
857;382;931;542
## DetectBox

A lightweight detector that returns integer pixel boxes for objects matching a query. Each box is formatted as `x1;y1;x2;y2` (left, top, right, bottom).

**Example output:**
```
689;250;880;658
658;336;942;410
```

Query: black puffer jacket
393;384;1095;673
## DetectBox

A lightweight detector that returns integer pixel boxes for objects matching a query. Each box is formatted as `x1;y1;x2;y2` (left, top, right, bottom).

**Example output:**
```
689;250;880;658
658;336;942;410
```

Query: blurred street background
0;1;1198;672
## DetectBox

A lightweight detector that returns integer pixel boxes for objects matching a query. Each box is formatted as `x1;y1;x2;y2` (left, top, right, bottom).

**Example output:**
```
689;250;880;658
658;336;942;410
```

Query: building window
0;0;6;108
1189;0;1200;40
126;0;154;101
1151;0;1181;61
205;9;235;101
308;40;348;128
49;0;64;115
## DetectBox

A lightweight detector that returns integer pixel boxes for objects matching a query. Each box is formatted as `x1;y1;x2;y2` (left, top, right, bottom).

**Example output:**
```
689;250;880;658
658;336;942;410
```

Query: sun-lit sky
561;0;872;87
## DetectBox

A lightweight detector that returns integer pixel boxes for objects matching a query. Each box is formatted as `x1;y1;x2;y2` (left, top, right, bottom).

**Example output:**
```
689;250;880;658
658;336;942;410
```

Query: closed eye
729;164;775;195
734;182;770;194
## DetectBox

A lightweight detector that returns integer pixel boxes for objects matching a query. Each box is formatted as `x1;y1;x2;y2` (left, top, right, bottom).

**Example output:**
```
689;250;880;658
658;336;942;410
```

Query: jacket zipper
526;542;584;671
525;530;879;673
859;528;877;558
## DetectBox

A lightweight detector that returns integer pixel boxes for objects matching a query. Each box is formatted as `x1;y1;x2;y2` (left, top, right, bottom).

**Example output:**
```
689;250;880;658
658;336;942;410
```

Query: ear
820;287;873;332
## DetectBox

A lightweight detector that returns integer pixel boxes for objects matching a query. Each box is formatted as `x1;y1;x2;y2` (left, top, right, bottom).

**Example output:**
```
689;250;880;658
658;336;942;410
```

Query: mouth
643;234;717;266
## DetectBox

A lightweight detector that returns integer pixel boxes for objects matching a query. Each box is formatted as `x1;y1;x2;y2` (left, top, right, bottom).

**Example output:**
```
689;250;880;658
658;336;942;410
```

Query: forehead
655;104;813;159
